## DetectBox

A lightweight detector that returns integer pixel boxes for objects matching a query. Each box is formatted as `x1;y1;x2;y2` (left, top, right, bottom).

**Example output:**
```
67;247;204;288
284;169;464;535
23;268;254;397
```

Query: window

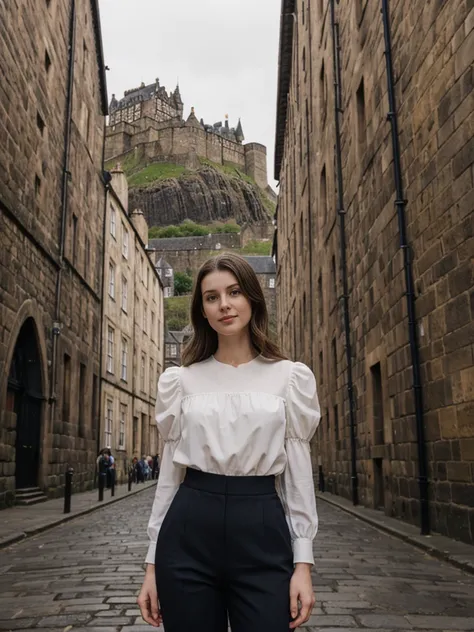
122;225;129;259
332;338;337;385
109;261;115;299
164;286;171;298
121;276;128;312
356;77;367;155
119;404;126;449
133;416;139;454
110;205;116;238
85;236;90;280
92;373;98;439
62;353;71;423
371;362;385;445
78;363;86;438
143;301;147;334
72;214;78;265
269;278;275;289
319;61;327;125
105;399;113;448
107;326;114;373
45;49;51;73
321;165;327;225
170;344;177;358
151;311;155;341
150;358;154;397
37;112;45;136
121;338;128;381
318;274;323;324
141;352;146;391
165;268;172;278
331;255;337;307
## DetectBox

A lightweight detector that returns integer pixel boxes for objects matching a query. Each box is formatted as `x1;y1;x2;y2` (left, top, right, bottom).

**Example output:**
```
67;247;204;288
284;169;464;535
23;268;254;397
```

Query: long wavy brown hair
181;253;286;367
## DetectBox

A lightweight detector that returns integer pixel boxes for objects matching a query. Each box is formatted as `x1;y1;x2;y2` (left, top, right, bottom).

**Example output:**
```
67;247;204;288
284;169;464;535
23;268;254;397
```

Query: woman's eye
206;295;217;302
230;289;241;296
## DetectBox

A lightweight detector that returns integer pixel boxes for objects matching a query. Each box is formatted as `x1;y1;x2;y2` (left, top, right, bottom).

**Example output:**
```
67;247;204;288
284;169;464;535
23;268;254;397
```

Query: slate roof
243;256;276;275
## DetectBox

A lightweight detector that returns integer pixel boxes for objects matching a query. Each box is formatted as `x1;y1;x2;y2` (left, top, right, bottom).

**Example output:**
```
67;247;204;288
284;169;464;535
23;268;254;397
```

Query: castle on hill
105;77;269;190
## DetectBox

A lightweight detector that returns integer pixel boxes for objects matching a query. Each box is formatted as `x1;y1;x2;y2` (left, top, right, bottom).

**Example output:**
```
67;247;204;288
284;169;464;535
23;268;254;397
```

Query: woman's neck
214;333;257;366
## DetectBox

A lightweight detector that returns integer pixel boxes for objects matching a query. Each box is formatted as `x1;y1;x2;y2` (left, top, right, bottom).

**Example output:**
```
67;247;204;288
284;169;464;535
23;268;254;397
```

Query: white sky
98;0;281;186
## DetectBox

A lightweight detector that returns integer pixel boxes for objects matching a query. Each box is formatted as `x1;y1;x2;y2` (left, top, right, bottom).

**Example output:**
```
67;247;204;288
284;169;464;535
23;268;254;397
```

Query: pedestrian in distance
138;253;321;631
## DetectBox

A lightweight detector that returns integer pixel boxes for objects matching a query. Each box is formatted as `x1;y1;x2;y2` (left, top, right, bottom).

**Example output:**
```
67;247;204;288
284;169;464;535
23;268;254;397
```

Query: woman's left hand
289;563;315;629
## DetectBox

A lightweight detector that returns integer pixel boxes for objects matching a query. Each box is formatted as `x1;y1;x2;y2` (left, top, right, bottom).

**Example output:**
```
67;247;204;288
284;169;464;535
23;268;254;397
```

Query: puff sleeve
276;362;321;565
145;367;186;564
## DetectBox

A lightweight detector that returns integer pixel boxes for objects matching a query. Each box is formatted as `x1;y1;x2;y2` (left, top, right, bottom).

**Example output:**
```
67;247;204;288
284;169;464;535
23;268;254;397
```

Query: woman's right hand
137;564;162;627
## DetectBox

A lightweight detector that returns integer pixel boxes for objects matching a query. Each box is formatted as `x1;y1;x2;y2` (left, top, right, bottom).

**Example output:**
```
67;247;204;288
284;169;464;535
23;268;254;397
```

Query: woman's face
201;270;252;337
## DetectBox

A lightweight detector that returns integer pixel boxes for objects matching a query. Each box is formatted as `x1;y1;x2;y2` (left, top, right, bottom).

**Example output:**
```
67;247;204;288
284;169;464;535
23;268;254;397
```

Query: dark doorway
7;319;43;489
373;458;385;510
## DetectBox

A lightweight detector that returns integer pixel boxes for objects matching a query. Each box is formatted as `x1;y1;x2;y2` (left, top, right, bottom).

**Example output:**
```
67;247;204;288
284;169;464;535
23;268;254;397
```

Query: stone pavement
0;487;473;632
0;480;157;550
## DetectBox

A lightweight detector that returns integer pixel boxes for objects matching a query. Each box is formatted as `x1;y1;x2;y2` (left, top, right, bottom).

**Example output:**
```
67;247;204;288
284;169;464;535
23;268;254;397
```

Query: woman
138;254;320;631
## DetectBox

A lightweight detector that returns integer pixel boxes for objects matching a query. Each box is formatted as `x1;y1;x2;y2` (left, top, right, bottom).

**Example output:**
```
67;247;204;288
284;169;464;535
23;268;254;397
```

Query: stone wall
275;0;474;543
0;0;108;504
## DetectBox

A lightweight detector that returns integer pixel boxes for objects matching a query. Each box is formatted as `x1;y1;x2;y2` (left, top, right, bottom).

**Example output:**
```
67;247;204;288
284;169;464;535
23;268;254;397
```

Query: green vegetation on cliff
128;163;189;187
149;219;240;240
165;296;192;331
240;240;272;255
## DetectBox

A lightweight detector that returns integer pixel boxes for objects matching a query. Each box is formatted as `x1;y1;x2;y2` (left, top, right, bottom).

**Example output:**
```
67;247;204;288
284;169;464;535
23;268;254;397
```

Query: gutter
381;0;429;534
50;0;77;423
330;0;358;505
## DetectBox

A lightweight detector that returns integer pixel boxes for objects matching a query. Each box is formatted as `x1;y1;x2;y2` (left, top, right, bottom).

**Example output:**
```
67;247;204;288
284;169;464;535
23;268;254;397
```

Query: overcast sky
98;0;281;186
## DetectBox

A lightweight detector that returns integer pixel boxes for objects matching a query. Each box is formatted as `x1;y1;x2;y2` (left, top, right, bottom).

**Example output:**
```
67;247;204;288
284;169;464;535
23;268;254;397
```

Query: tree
174;271;193;296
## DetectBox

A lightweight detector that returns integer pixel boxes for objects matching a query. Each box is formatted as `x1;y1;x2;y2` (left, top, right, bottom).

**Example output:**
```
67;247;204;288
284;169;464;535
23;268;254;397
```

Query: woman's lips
219;315;236;323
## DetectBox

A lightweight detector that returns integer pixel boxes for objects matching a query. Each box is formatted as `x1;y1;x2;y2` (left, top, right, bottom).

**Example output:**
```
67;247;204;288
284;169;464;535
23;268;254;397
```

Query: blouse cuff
293;538;314;565
145;541;156;565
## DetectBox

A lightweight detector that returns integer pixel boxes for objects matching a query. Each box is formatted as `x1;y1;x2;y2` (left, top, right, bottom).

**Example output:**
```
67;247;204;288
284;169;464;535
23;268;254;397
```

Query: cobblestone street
0;489;473;631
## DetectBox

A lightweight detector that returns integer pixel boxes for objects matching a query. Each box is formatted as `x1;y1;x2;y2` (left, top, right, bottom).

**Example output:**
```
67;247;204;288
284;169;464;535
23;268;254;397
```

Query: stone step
15;488;48;506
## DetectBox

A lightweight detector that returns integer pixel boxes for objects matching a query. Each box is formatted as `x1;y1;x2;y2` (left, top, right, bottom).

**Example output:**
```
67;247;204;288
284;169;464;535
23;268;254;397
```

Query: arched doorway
6;318;43;489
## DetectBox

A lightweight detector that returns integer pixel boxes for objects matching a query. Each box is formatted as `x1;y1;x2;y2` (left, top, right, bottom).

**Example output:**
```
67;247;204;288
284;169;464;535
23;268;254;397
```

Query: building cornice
90;0;108;115
274;0;295;181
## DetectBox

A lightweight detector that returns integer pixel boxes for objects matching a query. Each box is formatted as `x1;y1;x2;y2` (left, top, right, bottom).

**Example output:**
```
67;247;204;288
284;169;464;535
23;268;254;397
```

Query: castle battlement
106;77;268;190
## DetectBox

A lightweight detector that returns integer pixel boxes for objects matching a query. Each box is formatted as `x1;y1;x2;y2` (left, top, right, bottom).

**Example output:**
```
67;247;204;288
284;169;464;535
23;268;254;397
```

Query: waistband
183;468;276;496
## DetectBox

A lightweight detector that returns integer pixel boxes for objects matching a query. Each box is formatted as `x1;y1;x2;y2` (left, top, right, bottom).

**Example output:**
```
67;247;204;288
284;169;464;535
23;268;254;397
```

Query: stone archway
6;318;44;489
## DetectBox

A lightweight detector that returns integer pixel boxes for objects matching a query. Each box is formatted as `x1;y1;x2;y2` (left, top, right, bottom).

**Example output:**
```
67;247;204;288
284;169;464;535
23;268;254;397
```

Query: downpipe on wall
330;0;358;506
50;0;77;425
381;0;429;534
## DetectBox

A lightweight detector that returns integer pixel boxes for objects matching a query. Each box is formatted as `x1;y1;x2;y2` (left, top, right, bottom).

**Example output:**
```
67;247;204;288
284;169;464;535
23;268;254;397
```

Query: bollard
98;472;106;501
64;467;74;513
111;468;115;497
318;465;325;493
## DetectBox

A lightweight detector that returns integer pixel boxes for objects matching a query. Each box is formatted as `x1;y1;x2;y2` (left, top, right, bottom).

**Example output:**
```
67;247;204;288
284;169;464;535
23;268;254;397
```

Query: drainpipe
306;0;314;369
381;0;429;534
330;0;358;505
50;0;76;423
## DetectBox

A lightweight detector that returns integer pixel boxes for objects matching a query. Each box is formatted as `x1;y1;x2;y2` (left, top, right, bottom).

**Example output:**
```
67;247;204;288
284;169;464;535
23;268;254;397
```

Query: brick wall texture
275;0;474;543
0;0;107;504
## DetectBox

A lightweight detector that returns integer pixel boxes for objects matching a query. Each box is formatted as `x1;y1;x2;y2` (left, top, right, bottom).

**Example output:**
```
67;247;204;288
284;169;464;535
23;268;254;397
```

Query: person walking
138;254;320;631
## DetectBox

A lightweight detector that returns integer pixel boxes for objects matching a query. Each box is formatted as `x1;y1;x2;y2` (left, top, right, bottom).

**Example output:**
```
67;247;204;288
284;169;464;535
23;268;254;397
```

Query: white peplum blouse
145;354;321;566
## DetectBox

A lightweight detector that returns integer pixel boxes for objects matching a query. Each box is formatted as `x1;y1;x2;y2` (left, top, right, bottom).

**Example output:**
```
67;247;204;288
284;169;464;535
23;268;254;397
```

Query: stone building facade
105;78;269;191
0;0;108;505
101;169;165;480
275;0;474;543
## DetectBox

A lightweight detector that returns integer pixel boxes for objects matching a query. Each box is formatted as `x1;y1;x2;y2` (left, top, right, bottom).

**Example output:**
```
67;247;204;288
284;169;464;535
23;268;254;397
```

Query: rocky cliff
127;165;274;228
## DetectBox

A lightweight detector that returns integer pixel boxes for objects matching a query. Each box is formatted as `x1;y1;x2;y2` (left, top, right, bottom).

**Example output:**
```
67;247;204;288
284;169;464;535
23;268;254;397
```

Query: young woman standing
138;253;320;631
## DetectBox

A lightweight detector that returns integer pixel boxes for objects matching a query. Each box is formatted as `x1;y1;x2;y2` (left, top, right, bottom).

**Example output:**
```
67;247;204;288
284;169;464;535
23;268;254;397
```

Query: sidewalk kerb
317;491;474;576
0;481;157;551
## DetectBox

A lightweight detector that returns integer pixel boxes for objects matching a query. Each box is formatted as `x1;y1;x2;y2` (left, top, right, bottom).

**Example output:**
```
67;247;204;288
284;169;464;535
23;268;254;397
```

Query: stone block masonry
274;0;474;543
0;0;108;505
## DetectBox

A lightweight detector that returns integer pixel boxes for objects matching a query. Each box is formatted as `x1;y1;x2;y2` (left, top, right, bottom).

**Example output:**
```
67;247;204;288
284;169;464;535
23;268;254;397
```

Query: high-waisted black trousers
155;468;293;632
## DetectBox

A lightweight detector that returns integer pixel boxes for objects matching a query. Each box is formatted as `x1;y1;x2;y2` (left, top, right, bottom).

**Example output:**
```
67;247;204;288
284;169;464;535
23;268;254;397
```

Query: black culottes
155;468;294;632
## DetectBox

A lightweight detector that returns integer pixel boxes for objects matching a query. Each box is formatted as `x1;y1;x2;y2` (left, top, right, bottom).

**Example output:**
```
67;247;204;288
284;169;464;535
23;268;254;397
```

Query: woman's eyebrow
203;283;239;296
